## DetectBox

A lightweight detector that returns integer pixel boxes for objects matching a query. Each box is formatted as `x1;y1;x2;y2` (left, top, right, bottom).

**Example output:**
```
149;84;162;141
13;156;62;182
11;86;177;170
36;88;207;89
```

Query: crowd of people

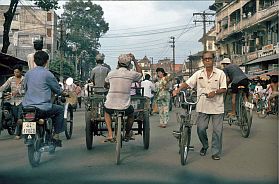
0;39;278;161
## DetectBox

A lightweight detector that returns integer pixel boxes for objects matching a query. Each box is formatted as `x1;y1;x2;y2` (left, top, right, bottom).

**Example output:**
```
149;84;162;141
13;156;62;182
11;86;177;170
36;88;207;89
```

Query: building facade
212;0;278;75
0;5;58;61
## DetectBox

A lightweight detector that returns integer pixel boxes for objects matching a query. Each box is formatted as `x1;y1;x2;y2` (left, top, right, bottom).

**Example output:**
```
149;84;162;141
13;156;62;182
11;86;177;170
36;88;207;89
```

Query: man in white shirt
104;53;142;142
27;39;49;69
141;74;155;114
175;51;227;160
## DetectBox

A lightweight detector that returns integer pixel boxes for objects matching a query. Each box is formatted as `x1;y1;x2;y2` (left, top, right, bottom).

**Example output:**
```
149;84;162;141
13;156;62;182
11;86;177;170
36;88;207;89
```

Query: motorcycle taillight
24;113;36;121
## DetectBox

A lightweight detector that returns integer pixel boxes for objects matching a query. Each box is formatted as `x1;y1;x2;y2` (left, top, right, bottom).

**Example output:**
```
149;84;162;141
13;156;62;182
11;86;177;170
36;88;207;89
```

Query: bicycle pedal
172;131;181;139
189;146;194;151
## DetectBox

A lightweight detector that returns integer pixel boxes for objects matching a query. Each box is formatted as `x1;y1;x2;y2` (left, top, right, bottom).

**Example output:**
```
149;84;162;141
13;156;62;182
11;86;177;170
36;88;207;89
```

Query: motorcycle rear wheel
27;133;42;167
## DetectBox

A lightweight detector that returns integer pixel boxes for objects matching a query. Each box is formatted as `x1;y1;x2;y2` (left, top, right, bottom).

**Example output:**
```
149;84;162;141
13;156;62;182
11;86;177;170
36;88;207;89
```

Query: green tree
49;59;75;79
62;0;109;81
1;0;59;53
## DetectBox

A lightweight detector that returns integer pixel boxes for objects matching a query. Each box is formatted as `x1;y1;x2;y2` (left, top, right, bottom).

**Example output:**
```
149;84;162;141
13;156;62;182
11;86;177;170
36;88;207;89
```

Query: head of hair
33;39;43;51
156;67;167;76
34;51;49;66
270;76;278;83
13;64;23;72
145;74;151;80
202;51;215;60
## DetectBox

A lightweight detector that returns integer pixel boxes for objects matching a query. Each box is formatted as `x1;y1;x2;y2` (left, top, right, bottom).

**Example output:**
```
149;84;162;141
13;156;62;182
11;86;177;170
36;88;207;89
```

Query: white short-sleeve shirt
105;68;142;109
186;67;227;114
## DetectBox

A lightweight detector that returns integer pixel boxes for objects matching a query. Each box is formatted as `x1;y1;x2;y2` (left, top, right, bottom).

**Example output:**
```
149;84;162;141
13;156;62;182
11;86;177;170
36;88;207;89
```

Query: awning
0;52;27;75
244;54;279;65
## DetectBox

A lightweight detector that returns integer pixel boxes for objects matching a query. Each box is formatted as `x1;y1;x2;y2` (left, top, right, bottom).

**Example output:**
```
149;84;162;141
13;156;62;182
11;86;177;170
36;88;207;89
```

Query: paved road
0;106;277;184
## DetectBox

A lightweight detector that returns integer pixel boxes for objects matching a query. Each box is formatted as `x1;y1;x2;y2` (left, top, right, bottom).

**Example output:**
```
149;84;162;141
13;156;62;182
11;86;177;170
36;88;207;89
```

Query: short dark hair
145;74;151;80
34;51;49;66
13;64;23;72
33;39;43;51
156;67;167;76
202;51;215;60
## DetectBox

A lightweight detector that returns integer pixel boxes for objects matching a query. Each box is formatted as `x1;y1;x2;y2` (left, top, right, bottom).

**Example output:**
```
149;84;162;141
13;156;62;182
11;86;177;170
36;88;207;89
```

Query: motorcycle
22;106;57;167
0;92;17;135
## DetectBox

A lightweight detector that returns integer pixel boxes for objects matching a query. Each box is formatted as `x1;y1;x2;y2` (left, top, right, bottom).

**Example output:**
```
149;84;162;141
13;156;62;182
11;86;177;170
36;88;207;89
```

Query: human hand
128;53;136;61
207;91;216;98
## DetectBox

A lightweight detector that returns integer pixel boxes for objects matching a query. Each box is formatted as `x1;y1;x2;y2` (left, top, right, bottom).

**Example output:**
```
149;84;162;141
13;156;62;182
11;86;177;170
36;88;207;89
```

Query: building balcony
216;1;278;41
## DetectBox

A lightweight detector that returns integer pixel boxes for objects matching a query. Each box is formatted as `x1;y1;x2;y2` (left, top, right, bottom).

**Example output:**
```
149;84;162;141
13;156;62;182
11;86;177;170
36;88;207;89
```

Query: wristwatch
214;91;217;94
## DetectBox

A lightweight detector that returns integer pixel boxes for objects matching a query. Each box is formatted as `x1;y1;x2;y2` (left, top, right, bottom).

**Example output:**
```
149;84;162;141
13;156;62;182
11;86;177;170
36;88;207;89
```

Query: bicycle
172;89;204;165
224;87;253;138
256;93;269;118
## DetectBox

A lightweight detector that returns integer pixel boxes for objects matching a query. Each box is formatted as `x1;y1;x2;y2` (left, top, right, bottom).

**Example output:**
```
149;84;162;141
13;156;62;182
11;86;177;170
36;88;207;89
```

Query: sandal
104;137;115;143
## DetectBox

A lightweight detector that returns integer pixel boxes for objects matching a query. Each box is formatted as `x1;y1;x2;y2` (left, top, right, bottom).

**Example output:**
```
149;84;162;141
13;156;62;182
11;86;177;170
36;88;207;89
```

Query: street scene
0;0;278;184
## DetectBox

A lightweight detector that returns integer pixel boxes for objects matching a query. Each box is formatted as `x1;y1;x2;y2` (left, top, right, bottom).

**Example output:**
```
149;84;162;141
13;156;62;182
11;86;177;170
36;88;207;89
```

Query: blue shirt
22;66;62;110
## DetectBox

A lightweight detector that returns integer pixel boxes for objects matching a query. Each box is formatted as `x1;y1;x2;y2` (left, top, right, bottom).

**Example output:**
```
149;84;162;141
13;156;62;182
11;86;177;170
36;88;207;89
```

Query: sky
0;0;215;69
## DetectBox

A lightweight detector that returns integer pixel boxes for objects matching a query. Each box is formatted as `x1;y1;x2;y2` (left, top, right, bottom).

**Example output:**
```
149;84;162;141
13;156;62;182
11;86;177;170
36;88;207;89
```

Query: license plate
245;101;254;109
22;122;36;134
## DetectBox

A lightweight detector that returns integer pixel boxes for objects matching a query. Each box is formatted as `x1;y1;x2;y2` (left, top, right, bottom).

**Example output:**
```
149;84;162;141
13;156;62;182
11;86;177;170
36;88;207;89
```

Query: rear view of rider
90;53;111;95
220;58;249;117
104;53;142;142
22;51;64;147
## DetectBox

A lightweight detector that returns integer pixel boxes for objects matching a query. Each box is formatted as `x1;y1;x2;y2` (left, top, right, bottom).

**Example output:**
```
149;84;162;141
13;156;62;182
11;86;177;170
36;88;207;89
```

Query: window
47;12;52;21
47;28;52;37
47;44;52;50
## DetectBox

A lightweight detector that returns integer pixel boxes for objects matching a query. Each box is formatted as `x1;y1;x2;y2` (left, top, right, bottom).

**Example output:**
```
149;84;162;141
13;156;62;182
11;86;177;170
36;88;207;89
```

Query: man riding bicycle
103;53;142;142
220;58;249;117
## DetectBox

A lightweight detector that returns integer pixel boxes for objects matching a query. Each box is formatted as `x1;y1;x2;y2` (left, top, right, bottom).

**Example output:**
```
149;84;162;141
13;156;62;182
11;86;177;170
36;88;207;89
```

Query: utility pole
170;36;175;73
59;19;64;81
150;57;154;79
193;11;215;51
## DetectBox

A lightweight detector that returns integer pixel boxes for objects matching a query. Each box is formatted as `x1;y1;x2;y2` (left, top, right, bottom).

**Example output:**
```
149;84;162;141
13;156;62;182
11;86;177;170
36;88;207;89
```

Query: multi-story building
0;5;58;61
138;56;152;79
211;0;278;75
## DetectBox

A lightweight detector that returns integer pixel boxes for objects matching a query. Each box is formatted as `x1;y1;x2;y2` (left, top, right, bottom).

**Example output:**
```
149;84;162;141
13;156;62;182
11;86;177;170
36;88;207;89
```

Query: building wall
0;5;58;61
214;0;278;73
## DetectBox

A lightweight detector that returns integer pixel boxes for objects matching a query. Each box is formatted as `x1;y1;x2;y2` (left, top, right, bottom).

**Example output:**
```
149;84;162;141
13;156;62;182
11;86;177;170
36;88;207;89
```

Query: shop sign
247;52;258;61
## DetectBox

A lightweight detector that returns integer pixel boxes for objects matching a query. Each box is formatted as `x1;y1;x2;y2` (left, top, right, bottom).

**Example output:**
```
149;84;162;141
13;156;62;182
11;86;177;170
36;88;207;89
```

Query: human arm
207;71;227;98
46;73;63;95
0;77;12;92
129;53;142;75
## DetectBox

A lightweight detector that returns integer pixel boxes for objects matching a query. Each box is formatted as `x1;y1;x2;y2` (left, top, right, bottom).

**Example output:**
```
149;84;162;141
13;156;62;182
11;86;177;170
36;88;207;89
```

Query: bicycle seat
113;110;126;117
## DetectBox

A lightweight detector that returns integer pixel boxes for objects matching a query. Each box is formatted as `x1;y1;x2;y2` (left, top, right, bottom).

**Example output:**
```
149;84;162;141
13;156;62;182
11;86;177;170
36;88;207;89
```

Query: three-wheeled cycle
84;87;150;164
223;86;254;138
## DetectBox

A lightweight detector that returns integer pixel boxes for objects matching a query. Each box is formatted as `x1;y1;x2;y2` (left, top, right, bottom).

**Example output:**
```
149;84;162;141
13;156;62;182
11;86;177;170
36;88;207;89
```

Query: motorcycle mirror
66;77;74;86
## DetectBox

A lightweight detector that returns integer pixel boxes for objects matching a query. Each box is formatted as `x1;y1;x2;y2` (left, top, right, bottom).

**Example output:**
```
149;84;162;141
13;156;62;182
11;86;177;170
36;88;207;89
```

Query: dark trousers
38;104;64;134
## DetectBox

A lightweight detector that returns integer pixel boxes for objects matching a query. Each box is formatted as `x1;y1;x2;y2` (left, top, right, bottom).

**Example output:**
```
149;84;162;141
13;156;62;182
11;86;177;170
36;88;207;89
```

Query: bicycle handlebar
180;90;207;105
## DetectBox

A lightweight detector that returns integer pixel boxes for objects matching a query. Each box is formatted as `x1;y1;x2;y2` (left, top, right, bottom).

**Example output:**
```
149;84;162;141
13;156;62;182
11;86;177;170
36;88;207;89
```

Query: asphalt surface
0;106;277;184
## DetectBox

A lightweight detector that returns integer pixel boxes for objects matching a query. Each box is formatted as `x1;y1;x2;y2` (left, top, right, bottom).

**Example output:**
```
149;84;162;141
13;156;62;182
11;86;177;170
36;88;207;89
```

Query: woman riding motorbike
0;65;24;139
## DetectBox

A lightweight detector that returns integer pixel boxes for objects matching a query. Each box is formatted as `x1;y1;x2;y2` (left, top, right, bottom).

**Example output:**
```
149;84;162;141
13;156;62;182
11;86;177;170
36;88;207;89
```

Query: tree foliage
1;0;59;53
63;0;109;52
62;0;109;80
49;59;75;79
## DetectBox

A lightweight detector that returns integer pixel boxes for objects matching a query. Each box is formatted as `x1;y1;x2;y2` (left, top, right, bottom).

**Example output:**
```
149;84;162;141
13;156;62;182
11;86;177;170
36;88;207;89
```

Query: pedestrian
141;74;155;114
175;51;227;160
155;67;172;128
75;83;82;108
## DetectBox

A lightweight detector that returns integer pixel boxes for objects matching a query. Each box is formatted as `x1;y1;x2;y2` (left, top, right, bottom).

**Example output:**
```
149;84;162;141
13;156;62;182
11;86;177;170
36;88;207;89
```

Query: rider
90;53;111;95
266;75;279;112
27;39;48;69
220;58;249;117
22;51;64;147
0;65;24;139
104;53;142;142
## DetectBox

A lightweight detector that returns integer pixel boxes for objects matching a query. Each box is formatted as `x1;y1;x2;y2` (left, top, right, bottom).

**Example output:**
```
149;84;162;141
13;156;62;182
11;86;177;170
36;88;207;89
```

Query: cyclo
223;86;254;138
85;86;150;164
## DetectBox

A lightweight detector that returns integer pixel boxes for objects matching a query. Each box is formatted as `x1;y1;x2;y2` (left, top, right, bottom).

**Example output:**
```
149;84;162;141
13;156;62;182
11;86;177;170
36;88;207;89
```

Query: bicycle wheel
115;116;122;165
239;101;251;138
143;111;150;150
65;107;73;139
257;100;267;118
85;111;93;150
180;125;190;165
